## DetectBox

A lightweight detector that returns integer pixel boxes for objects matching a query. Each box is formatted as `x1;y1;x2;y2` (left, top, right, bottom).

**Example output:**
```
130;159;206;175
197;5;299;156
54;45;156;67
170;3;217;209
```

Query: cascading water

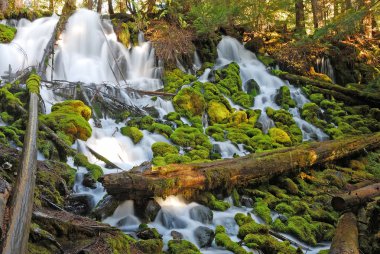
316;57;336;83
2;9;332;253
215;36;328;140
0;15;58;80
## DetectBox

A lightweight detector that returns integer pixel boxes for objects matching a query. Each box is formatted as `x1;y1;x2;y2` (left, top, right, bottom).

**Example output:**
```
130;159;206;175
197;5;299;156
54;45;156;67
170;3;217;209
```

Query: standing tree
97;0;102;13
311;0;323;29
108;0;114;14
87;0;94;10
295;0;306;34
49;0;54;12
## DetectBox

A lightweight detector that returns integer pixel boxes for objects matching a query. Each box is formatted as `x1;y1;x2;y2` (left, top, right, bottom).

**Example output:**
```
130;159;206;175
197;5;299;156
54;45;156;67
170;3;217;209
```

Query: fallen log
279;73;380;107
329;212;359;254
331;182;380;211
101;132;380;201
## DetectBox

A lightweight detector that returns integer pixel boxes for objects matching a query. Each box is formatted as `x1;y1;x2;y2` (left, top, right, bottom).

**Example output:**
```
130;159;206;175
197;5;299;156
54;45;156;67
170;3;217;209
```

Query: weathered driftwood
331;182;380;211
2;92;39;254
279;73;380;107
101;133;380;201
329;212;359;254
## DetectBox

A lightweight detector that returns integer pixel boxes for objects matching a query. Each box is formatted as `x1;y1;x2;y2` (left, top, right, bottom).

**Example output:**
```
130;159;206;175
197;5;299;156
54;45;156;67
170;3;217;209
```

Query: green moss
0;23;16;43
268;128;292;146
275;86;296;109
40;100;92;143
0;111;13;123
202;192;230;211
167;239;201;254
366;151;380;178
127;116;155;130
215;226;249;254
231;91;254;108
135;239;163;253
229;111;248;126
170;126;212;150
234;213;254;226
26;73;41;94
232;188;240;207
0;84;24;110
152;142;178;157
275;202;295;216
205;125;225;141
73;153;103;181
286;216;317;245
121;126;143;144
254;200;272;224
165;112;181;121
309;93;325;104
257;54;275;67
238;220;269;239
207;100;231;124
150;123;173;138
164;69;196;93
27;243;51;254
106;233;135;254
243;234;297;254
173;87;206;118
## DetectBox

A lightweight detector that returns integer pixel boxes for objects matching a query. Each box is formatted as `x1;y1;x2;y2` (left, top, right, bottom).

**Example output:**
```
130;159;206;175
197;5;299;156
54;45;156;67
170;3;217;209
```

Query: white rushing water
1;10;330;254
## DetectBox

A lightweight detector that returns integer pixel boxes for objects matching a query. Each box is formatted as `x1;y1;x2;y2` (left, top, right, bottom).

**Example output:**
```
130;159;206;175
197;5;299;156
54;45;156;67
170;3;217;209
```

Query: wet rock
240;195;253;207
189;205;213;224
170;230;183;240
92;195;120;220
144;199;161;222
137;224;162;240
246;79;260;96
143;106;159;118
194;226;214;248
116;215;139;227
65;193;95;216
82;173;97;189
278;214;288;223
159;210;187;229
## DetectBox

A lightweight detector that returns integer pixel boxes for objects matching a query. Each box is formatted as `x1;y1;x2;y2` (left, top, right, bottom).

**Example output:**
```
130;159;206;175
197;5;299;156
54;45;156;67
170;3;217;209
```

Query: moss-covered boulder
268;127;292;146
121;126;143;144
164;69;197;93
207;100;231;124
173;87;206;118
170;126;212;150
73;153;103;181
167;239;201;254
0;23;16;43
152;142;178;157
40;100;92;143
275;86;296;109
215;225;250;254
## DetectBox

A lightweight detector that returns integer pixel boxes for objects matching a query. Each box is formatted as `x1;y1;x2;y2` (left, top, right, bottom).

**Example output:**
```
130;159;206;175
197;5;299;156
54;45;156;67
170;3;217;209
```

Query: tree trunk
329;212;359;254
363;0;373;38
331;182;380;211
119;0;126;12
97;0;103;13
278;72;380;107
108;0;114;14
295;0;306;34
311;0;323;29
87;0;93;10
101;133;380;201
49;0;54;12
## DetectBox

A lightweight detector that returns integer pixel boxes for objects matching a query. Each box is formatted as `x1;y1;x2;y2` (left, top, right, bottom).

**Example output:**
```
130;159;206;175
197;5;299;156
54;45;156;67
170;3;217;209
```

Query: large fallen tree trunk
279;73;380;107
331;182;380;211
329;212;359;254
101;133;380;201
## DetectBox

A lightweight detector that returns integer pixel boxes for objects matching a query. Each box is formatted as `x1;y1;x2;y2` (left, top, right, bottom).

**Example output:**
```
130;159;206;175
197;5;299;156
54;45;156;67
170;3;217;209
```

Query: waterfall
215;36;328;140
316;57;336;83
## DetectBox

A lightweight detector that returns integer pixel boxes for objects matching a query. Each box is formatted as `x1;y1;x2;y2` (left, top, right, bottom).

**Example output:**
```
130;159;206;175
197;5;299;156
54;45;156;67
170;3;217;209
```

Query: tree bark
101;133;380;201
329;212;359;254
108;0;114;14
278;72;380;107
119;0;126;13
0;178;11;237
87;0;93;10
311;0;323;29
295;0;306;34
49;0;54;12
97;0;103;13
331;182;380;211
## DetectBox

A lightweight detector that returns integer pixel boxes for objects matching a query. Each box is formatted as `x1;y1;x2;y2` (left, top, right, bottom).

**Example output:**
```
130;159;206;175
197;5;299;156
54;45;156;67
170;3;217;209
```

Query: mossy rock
173;87;206;118
170;126;212;150
199;192;230;211
40;100;92;143
243;233;298;254
275;86;296;110
127;116;155;130
207;100;231;124
152;142;178;157
167;239;201;254
164;69;196;93
121;126;143;144
253;199;272;224
0;23;16;43
135;239;163;253
268;128;292;146
237;220;269;239
205;125;225;141
215;225;250;254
